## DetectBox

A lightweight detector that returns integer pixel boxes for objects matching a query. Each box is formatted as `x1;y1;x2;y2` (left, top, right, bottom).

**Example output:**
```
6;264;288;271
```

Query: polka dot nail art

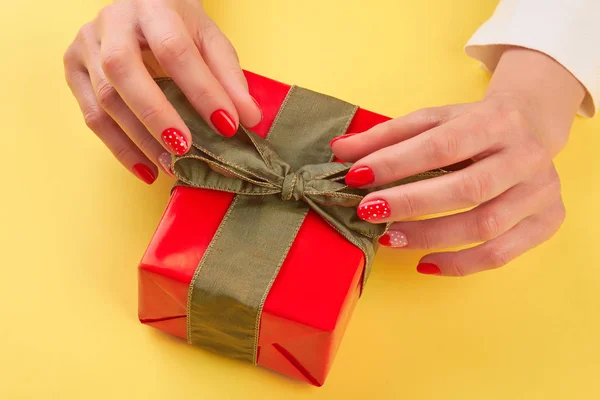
378;231;408;248
161;128;189;155
357;199;390;221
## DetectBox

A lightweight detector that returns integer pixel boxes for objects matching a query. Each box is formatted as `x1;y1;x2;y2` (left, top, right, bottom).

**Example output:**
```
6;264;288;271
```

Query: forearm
485;47;586;156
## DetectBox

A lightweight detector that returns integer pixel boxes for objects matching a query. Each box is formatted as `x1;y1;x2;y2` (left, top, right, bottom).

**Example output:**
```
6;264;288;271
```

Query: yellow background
1;0;599;398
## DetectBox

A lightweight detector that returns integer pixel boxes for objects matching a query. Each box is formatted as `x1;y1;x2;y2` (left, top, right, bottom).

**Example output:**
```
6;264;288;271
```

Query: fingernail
330;132;359;147
357;199;390;221
133;163;156;185
158;152;174;176
378;231;408;247
345;166;375;187
161;128;189;155
417;263;441;275
250;96;263;128
210;109;237;137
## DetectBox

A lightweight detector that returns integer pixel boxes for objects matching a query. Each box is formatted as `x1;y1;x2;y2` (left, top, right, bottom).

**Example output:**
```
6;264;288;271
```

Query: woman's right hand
64;0;262;184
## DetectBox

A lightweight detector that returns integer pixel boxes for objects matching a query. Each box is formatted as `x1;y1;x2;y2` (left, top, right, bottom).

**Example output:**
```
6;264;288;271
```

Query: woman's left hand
332;48;585;276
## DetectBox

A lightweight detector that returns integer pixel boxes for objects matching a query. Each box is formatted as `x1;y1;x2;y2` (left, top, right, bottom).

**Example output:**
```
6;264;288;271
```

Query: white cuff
465;0;600;117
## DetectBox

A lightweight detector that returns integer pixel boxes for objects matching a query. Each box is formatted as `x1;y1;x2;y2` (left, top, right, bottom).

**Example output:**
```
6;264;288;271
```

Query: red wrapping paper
138;71;389;386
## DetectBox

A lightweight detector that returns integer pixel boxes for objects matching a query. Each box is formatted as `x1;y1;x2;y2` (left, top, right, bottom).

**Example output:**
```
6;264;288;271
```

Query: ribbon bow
157;78;447;363
172;124;386;246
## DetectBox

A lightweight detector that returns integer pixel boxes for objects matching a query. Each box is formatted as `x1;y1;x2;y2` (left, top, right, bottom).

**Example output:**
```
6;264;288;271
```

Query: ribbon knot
281;172;305;201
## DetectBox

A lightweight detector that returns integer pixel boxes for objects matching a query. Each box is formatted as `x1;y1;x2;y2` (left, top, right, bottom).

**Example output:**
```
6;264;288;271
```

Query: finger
415;201;566;276
380;166;561;249
65;65;157;184
195;17;261;128
138;6;240;137
87;58;170;175
81;12;171;176
97;6;193;155
357;150;546;223
330;104;469;162
344;112;501;188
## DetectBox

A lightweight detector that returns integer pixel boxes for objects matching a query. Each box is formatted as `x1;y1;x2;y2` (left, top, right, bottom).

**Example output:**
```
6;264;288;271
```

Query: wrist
484;47;585;155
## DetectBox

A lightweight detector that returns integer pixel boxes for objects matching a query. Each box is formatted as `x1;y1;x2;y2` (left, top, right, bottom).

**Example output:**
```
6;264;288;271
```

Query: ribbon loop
281;172;305;201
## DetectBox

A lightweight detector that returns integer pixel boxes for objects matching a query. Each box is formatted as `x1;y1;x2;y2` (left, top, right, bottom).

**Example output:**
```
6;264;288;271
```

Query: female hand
64;0;261;184
332;48;586;276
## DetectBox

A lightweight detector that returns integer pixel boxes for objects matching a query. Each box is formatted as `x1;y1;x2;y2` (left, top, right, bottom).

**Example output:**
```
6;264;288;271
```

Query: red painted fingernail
357;199;390;221
330;132;359;147
161;128;189;155
133;163;156;185
210;109;237;137
345;166;375;187
158;152;174;177
378;231;408;247
417;263;441;275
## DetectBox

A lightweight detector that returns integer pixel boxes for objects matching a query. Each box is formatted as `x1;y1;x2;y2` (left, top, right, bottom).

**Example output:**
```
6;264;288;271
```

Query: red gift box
138;71;389;386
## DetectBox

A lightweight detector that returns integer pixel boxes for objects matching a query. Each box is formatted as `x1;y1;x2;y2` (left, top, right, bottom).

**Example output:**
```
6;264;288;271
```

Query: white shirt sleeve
466;0;600;117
